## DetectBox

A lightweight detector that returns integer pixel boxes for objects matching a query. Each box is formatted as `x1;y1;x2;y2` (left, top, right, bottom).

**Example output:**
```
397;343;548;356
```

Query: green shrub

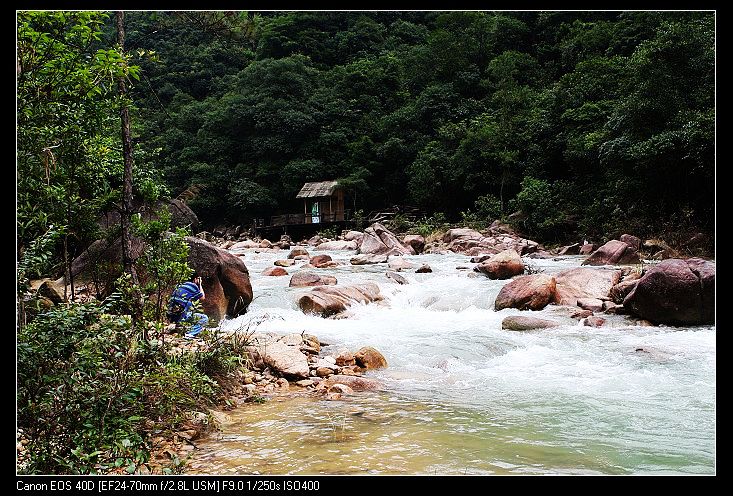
316;226;340;240
474;194;503;221
17;301;223;474
509;177;569;241
414;212;448;238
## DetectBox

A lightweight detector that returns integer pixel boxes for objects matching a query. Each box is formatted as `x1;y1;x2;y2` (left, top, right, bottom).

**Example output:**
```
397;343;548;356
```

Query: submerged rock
350;253;388;265
320;374;382;392
501;315;561;331
287;247;310;259
309;254;333;267
386;271;408;285
289;271;337;287
570;309;593;319
583;316;606;327
298;283;383;317
328;383;354;395
388;257;414;271
315;240;358;250
262;267;288;276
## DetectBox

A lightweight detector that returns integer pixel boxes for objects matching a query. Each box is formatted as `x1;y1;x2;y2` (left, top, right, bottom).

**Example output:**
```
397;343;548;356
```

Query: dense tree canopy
19;10;714;249
122;11;714;243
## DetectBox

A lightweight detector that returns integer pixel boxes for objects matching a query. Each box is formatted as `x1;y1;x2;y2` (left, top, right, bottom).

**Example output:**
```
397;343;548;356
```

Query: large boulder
357;229;387;255
315;240;357;250
579;243;595;255
502;316;562;331
289;272;337;287
373;223;411;254
583;240;640;266
443;226;543;257
32;278;65;303
70;236;146;287
69;234;253;322
403;235;425;254
97;198;199;233
475;250;524;280
554;267;622;306
185;236;253;321
258;341;309;378
494;274;557;311
610;279;639;304
624;258;715;325
298;283;383;317
643;239;676;260
620;234;642;251
354;347;388;369
359;223;411;256
343;231;364;243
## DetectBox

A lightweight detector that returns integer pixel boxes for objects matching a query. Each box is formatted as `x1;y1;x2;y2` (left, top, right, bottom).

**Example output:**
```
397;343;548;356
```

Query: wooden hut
295;180;345;224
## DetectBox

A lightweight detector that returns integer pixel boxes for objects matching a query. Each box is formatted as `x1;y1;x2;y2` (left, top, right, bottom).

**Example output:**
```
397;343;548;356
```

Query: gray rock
350;253;388;265
258;341;309;378
386;271;408;284
576;298;604;312
501;316;562;331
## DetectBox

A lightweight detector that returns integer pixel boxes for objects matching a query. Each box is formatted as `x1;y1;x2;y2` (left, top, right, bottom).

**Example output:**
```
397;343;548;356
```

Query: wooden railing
270;210;350;227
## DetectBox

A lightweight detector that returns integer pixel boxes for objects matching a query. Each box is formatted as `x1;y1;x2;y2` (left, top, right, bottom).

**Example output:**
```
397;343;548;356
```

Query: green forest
16;11;715;475
19;11;715;256
136;11;715;240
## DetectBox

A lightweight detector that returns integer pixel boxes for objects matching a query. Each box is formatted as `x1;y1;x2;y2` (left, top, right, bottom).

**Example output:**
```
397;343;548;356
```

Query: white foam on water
216;248;715;473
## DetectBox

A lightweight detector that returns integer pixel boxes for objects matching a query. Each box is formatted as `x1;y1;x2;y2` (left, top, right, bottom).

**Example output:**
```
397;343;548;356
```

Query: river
187;249;716;475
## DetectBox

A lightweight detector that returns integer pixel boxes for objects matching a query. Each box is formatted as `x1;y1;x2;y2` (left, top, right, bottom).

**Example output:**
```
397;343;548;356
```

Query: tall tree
116;11;137;283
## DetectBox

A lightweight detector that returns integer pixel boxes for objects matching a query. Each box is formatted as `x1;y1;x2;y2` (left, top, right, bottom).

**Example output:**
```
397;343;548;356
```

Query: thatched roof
296;181;340;198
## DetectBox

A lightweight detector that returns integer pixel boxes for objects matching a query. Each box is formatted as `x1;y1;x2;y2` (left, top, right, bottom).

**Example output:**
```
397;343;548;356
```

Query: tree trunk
117;11;144;335
117;11;136;282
